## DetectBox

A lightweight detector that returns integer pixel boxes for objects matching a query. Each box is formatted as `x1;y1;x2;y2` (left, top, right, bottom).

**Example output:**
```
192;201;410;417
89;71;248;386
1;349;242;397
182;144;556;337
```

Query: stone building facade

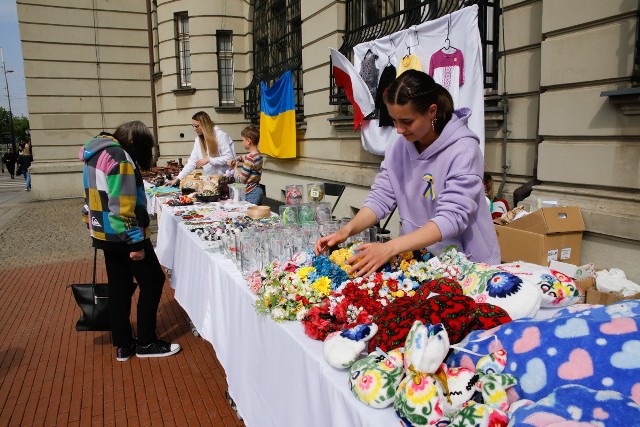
17;0;640;280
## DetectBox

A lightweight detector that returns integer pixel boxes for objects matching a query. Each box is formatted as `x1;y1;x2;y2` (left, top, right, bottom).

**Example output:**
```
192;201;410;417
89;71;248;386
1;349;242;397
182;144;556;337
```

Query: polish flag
330;48;375;130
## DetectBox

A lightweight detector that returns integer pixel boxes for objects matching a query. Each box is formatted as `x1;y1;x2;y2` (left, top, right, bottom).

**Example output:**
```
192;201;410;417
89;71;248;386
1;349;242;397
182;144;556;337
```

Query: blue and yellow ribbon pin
422;174;436;200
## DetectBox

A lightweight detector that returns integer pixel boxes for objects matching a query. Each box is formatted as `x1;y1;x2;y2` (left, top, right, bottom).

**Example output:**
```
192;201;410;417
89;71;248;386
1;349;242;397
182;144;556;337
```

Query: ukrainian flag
260;70;296;159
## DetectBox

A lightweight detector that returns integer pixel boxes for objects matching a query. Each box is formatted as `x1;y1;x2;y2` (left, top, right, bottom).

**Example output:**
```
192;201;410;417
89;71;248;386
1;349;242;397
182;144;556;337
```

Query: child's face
242;136;252;151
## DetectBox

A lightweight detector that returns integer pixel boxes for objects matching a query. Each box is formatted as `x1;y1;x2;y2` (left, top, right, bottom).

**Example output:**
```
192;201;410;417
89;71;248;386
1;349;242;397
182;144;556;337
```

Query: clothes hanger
442;14;457;53
404;27;419;59
385;36;395;67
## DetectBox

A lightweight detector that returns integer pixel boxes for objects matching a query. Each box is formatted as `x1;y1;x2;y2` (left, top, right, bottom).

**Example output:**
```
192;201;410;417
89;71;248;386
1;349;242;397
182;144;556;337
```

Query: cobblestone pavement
0;172;158;270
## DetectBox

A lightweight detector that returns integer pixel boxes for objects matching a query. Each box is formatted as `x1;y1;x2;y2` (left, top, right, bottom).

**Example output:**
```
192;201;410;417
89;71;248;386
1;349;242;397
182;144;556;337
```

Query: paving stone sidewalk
0;194;244;426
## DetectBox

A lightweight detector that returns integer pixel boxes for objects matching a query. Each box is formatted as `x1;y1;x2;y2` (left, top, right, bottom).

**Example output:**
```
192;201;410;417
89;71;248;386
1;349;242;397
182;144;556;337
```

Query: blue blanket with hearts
447;300;640;407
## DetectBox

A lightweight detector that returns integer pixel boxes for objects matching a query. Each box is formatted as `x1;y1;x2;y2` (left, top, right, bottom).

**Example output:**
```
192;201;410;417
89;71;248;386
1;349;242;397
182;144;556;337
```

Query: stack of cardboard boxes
494;206;639;305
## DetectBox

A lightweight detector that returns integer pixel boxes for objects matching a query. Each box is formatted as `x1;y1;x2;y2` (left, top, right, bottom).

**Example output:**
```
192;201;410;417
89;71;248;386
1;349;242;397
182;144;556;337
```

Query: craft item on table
394;321;453;426
314;202;332;223
508;384;640;425
194;191;220;203
279;205;299;224
496;261;582;307
348;347;404;408
437;248;542;319
165;195;194;206
298;203;315;223
252;258;329;322
246;205;270;219
323;323;378;369
145;185;180;196
284;184;303;205
368;278;512;353
447;300;640;405
307;182;325;202
473;349;517;412
228;183;246;203
447;401;508;427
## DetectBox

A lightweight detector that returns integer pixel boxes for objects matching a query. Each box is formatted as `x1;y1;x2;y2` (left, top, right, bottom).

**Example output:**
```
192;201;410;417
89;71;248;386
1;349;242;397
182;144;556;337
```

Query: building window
151;0;160;75
216;30;235;106
244;0;303;124
175;12;191;88
331;0;500;105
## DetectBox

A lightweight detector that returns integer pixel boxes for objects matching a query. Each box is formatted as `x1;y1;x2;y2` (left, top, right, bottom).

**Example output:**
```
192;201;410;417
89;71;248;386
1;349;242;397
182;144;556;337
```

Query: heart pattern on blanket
520;357;547;394
513;326;540;354
593;407;609;420
600;317;638;335
554;318;589;338
558;348;593;380
631;383;640;405
610;340;640;369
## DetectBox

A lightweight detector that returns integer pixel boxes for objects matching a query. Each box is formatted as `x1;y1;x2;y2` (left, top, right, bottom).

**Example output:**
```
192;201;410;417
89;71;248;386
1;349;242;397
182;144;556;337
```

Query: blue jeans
23;169;31;190
246;186;263;205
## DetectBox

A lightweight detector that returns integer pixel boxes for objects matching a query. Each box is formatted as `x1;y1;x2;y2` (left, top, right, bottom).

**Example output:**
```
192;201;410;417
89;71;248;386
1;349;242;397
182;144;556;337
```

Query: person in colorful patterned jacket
228;125;263;204
80;120;180;362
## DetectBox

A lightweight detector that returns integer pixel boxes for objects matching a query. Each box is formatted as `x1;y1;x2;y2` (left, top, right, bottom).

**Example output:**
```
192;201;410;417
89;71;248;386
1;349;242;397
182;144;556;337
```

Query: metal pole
1;48;17;153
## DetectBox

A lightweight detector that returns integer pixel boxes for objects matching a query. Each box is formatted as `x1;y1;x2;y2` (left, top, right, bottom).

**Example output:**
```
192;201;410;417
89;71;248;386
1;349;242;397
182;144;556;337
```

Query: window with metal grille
330;0;500;106
175;12;191;88
216;30;235;105
243;0;303;124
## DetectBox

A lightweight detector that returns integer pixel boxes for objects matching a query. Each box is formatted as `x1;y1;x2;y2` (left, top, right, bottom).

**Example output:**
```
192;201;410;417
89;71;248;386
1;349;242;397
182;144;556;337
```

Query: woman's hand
226;159;236;167
195;158;209;168
166;178;179;187
346;242;395;277
314;229;350;255
130;249;145;262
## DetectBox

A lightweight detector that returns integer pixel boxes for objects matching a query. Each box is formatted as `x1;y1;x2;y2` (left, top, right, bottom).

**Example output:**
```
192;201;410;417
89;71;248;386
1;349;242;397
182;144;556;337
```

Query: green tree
0;106;29;147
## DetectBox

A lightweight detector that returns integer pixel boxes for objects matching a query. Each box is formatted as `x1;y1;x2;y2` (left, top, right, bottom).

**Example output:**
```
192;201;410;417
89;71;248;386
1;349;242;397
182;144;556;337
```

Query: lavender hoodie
363;108;500;264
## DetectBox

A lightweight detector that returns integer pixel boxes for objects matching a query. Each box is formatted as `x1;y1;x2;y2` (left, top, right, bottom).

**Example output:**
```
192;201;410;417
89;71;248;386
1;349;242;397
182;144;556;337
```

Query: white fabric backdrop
353;5;485;155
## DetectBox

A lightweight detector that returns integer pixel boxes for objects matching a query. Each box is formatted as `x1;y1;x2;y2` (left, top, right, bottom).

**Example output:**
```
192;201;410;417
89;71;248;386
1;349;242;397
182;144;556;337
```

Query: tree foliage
0;106;30;146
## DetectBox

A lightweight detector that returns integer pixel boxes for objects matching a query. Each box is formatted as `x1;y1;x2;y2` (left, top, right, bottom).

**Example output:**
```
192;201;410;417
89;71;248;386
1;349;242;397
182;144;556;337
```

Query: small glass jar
284;184;304;205
279;205;299;225
298;203;315;223
307;183;325;203
314;202;332;224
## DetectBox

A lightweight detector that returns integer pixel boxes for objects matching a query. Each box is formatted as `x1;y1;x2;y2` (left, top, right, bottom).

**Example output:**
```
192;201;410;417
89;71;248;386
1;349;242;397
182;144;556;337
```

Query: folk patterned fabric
367;278;511;353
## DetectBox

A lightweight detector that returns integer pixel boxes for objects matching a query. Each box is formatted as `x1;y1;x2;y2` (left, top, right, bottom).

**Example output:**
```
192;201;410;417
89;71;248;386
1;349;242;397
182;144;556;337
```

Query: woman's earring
432;117;437;131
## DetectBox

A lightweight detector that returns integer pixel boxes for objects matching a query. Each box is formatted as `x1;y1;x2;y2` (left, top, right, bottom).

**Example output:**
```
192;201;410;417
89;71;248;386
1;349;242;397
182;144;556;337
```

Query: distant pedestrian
80;120;181;362
2;148;17;179
17;142;32;191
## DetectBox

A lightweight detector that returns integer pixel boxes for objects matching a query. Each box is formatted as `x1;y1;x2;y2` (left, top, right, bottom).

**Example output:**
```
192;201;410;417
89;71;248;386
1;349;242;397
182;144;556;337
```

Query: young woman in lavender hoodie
315;70;500;277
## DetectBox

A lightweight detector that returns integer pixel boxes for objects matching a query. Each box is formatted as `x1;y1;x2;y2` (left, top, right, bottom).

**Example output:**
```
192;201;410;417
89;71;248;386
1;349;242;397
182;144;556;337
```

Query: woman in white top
168;111;235;184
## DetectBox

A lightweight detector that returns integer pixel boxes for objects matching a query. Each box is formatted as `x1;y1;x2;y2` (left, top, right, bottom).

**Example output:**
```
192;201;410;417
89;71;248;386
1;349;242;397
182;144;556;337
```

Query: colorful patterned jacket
79;133;150;251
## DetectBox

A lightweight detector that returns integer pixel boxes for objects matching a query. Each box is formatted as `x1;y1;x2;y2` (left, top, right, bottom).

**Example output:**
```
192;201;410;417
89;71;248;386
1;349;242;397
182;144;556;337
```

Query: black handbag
69;248;110;331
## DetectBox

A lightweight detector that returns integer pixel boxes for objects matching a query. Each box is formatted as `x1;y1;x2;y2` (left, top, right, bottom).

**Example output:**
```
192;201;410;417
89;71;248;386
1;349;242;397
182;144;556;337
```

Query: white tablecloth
155;204;180;270
166;219;398;427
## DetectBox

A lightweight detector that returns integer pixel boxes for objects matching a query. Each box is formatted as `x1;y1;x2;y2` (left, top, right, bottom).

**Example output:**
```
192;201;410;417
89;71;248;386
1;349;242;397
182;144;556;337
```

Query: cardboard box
586;286;640;305
495;206;586;266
